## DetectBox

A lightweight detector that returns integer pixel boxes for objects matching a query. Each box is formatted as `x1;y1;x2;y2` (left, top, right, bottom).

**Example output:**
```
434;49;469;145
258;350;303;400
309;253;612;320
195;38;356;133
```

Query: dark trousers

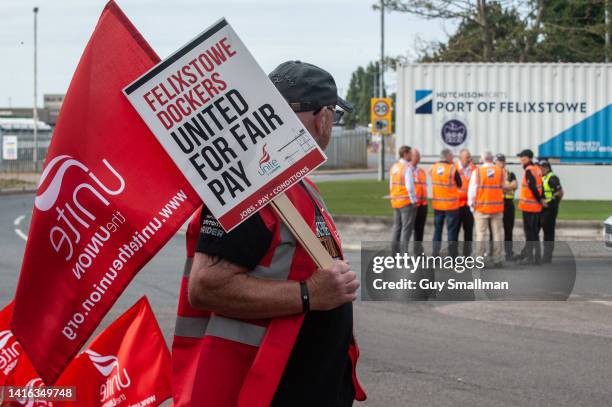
458;204;474;255
521;211;541;262
413;204;428;254
540;205;558;262
433;209;460;256
503;199;515;258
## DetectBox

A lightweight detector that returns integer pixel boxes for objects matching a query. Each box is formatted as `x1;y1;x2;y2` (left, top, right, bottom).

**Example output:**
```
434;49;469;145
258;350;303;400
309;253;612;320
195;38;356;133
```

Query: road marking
14;215;25;226
14;214;28;242
14;228;28;242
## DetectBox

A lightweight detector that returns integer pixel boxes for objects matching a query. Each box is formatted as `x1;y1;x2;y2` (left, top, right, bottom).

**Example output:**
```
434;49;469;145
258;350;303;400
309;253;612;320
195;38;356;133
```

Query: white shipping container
396;63;612;164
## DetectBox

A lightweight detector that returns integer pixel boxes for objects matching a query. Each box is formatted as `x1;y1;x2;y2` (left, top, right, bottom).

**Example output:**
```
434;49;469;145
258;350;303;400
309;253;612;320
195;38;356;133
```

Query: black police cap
517;149;534;159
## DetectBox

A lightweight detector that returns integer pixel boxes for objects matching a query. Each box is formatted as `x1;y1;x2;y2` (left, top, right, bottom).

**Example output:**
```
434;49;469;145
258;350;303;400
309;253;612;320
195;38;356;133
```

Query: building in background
0;93;64;126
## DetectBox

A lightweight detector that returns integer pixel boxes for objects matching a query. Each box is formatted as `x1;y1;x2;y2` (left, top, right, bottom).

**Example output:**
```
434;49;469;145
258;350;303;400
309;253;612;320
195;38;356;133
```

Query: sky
0;0;450;108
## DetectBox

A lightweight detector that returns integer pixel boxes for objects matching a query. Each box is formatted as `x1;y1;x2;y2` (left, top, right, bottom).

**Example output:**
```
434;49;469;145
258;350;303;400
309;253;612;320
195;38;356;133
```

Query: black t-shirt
196;185;354;406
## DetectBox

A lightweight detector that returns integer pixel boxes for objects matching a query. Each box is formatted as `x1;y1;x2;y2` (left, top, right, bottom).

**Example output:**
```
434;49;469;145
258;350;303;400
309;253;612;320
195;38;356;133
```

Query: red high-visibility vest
171;179;366;407
430;162;459;211
474;165;504;214
518;164;543;213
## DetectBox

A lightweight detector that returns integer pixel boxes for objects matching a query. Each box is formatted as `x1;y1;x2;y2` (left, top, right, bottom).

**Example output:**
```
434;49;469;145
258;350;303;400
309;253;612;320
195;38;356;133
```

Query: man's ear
313;109;327;135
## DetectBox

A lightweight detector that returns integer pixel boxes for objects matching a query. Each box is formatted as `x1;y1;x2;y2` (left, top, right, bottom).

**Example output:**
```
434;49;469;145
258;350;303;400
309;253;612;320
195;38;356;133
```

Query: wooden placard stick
270;193;335;269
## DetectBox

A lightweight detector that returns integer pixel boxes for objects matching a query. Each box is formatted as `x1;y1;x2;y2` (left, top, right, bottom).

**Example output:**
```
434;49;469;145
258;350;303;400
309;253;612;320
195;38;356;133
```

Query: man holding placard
124;17;366;404
183;61;365;406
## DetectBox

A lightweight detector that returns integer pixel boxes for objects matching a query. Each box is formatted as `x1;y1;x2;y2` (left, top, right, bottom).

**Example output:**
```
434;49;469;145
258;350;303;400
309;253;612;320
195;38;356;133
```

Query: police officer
539;160;563;263
495;154;518;260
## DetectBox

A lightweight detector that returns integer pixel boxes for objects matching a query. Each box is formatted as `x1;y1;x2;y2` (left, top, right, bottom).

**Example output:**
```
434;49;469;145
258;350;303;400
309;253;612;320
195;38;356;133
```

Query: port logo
415;90;433;114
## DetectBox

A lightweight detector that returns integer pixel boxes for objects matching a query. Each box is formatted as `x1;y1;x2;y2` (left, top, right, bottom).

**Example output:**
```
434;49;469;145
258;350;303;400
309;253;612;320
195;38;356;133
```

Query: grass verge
316;180;612;221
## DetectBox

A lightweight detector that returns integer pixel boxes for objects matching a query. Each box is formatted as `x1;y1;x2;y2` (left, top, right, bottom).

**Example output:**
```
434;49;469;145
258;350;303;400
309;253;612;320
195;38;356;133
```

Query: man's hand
307;260;359;311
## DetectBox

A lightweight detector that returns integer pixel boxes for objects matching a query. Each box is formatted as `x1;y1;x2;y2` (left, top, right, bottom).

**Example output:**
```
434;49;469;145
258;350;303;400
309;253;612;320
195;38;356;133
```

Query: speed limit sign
370;98;392;134
373;100;389;116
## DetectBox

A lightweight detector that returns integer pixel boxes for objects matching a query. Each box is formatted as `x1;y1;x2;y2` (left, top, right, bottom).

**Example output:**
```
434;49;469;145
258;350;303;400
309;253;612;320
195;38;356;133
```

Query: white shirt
390;158;417;204
457;160;474;181
467;162;494;210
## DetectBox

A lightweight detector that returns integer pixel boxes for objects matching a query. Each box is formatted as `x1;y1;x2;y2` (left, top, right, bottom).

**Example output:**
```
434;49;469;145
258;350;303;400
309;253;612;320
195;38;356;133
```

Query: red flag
0;302;43;406
54;297;171;406
0;302;20;384
2;298;170;407
11;0;200;383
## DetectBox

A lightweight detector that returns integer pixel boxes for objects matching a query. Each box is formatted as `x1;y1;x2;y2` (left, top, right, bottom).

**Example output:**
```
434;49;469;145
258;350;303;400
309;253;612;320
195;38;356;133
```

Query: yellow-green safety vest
504;169;515;199
542;172;556;203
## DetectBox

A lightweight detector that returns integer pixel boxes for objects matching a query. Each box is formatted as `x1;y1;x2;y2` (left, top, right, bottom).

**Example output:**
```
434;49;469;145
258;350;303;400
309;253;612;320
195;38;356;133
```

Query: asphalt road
2;193;612;406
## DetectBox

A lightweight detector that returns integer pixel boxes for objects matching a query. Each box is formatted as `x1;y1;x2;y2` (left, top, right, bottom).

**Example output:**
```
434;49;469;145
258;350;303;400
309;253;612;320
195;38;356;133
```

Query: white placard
124;19;326;231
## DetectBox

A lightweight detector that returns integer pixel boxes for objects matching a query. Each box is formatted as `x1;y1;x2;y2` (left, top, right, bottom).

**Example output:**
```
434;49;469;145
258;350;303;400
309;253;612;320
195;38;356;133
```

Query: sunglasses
313;105;344;125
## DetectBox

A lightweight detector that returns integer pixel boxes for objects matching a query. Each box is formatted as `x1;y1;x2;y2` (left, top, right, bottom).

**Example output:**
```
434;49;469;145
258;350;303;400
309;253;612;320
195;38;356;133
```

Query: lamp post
377;0;386;181
33;6;39;168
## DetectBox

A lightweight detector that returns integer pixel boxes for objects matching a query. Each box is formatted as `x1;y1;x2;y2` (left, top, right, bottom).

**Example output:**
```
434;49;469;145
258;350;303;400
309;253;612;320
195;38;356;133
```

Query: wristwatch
299;281;310;313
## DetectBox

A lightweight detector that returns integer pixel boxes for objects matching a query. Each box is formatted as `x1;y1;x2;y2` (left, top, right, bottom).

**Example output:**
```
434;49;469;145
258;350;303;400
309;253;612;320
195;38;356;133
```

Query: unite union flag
10;0;201;383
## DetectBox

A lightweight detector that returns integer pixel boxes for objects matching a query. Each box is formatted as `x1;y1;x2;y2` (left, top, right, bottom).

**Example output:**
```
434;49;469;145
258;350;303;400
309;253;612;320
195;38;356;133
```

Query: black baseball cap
268;61;354;113
538;159;551;169
495;153;506;162
517;149;534;159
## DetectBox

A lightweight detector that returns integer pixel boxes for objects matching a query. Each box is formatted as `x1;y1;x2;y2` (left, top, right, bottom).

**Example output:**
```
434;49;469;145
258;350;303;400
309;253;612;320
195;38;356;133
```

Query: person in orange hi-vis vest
411;148;428;254
467;151;505;266
389;145;418;246
457;148;476;256
495;154;519;261
430;148;463;257
516;149;545;265
183;61;365;407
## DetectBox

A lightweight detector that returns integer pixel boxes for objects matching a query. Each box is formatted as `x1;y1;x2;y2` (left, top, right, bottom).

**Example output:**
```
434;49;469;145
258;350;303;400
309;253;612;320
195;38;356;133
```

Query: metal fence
1;131;50;173
0;127;367;183
321;127;368;169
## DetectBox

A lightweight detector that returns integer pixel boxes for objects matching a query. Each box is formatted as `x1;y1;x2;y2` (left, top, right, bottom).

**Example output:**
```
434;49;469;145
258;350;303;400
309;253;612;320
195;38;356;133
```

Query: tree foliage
382;0;612;63
344;62;380;128
343;1;611;128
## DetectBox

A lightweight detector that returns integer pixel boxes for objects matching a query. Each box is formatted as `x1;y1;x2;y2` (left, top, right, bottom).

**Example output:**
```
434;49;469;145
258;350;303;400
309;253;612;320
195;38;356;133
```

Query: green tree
382;0;611;63
534;0;608;62
418;2;527;62
344;62;380;128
